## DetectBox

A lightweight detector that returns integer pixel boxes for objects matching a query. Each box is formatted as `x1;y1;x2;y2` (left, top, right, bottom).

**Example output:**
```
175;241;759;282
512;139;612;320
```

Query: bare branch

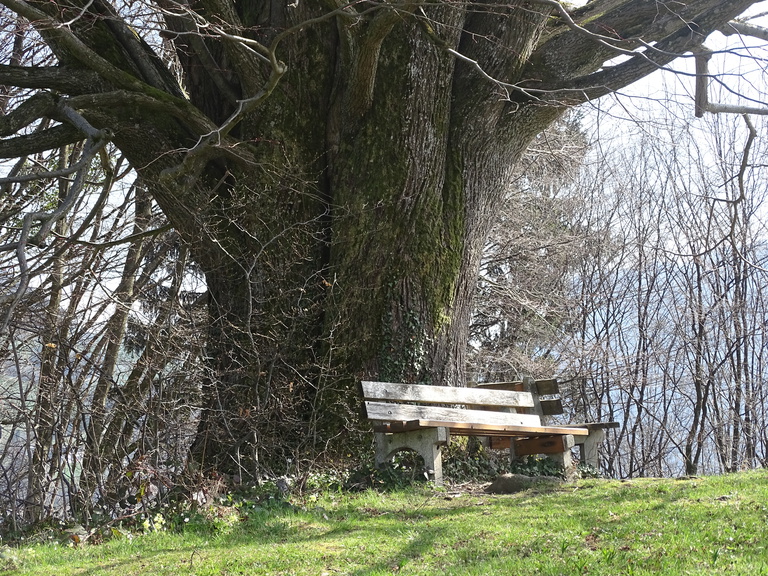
0;0;188;106
723;19;768;42
736;114;756;207
695;50;768;117
0;102;113;338
55;223;173;249
0;104;109;184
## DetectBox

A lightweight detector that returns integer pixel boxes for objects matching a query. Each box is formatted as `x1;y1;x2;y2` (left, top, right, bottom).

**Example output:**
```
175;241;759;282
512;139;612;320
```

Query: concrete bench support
374;427;449;484
579;427;606;469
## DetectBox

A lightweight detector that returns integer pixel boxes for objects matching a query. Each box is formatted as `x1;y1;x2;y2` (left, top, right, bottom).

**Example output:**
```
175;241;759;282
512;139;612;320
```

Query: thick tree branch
201;19;279;97
0;0;193;114
1;0;151;91
0;123;81;157
199;0;275;72
530;0;648;56
345;4;417;121
158;2;368;183
695;50;768;116
0;64;109;94
0;92;55;136
95;0;185;97
527;0;759;100
64;91;216;134
159;6;241;105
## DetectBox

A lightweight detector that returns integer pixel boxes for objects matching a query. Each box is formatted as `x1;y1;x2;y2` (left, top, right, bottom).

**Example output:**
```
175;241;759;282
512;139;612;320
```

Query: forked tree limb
694;49;768;117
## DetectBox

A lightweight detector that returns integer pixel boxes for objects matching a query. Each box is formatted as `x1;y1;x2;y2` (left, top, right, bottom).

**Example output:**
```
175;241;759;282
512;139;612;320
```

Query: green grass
3;470;768;575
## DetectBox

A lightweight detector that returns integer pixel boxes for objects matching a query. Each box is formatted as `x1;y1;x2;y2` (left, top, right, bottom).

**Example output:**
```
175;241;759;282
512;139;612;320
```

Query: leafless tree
555;99;768;477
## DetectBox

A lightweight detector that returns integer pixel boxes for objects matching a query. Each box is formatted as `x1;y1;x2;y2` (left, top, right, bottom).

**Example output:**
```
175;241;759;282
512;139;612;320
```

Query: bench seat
373;419;589;437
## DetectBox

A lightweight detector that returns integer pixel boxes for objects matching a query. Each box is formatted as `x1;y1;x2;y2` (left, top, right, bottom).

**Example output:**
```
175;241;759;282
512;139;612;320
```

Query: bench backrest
361;381;543;428
474;377;564;417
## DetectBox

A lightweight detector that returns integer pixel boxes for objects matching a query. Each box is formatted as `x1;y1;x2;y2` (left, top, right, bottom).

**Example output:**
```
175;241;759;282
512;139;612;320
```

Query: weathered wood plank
514;434;575;456
361;381;534;408
473;381;524;392
566;422;620;430
489;436;512;449
373;421;589;437
364;401;541;427
540;398;564;416
429;422;588;437
533;378;560;395
372;420;425;433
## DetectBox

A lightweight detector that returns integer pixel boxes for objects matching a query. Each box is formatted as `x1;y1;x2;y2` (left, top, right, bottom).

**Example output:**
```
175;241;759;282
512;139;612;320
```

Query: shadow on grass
15;472;768;575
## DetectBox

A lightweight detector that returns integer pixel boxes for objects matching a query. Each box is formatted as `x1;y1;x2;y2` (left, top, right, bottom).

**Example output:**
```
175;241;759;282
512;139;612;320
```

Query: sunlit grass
3;470;768;575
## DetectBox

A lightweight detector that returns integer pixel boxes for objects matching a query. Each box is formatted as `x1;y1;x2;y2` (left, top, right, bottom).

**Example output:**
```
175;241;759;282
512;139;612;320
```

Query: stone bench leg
374;427;449;485
546;435;577;481
579;428;606;469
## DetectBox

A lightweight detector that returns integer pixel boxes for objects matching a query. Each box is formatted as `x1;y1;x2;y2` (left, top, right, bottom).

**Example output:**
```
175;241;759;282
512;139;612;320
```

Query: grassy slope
3;470;768;575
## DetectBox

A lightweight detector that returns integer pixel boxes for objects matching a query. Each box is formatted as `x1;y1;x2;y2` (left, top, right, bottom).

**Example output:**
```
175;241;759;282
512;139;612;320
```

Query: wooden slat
534;378;560;395
372;421;425;433
371;421;589;440
473;381;524;392
489;432;585;449
514;435;574;456
370;417;588;442
361;381;534;408
489;437;512;449
566;421;620;430
429;421;588;437
364;401;541;427
540;398;564;416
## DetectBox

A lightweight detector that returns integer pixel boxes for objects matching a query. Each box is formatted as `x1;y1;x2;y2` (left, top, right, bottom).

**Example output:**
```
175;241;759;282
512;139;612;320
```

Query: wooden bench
361;377;618;485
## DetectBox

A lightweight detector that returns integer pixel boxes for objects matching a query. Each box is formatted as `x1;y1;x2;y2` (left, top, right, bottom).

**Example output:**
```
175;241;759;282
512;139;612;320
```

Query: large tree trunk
181;2;562;474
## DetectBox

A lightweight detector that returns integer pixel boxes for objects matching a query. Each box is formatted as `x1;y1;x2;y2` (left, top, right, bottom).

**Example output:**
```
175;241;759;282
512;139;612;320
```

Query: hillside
3;470;767;575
